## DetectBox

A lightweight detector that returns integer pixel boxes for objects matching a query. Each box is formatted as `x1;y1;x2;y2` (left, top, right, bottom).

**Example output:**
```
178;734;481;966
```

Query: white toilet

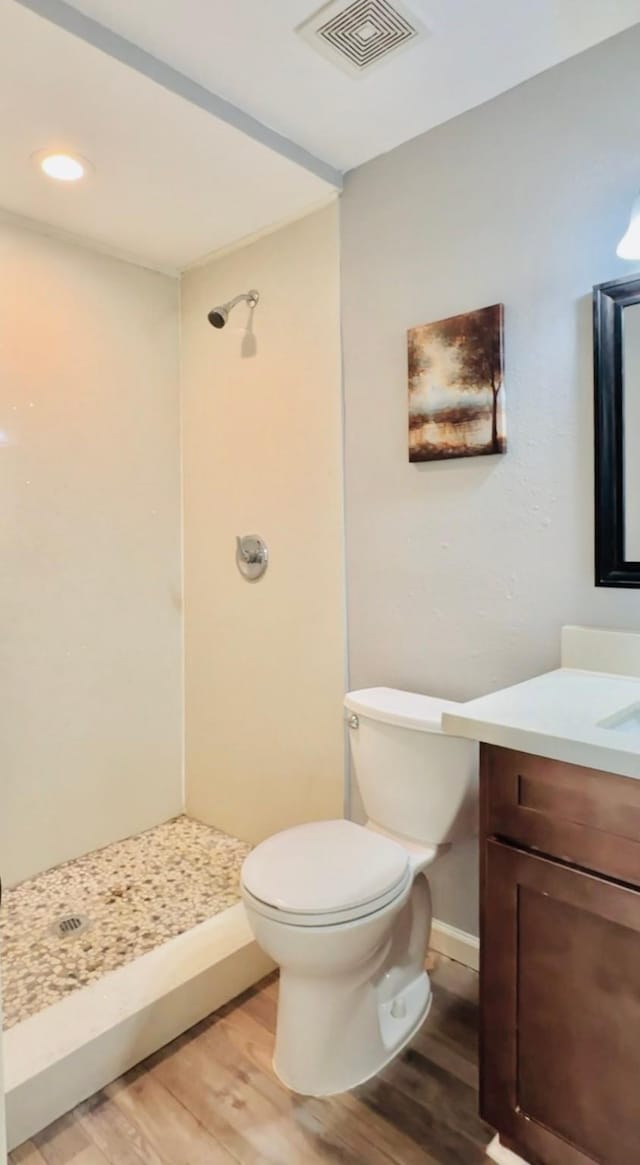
241;687;478;1097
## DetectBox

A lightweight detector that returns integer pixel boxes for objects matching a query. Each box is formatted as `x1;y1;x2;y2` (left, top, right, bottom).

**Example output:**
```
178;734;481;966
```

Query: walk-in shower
0;228;270;1148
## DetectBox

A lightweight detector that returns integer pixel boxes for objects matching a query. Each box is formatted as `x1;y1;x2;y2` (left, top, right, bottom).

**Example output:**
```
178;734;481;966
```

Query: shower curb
3;904;273;1149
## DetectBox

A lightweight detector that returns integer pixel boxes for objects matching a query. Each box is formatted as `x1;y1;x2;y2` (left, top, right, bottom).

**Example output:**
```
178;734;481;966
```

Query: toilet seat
242;871;412;928
241;819;412;928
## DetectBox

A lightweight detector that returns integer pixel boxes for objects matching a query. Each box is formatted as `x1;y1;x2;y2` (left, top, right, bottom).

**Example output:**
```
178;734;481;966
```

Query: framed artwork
408;303;505;462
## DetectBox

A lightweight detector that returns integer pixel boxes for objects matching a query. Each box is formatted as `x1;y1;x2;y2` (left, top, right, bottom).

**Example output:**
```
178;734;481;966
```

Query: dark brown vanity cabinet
480;745;640;1165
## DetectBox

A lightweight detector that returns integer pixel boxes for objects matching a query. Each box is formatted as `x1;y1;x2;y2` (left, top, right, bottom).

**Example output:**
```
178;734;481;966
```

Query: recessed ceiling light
32;149;92;183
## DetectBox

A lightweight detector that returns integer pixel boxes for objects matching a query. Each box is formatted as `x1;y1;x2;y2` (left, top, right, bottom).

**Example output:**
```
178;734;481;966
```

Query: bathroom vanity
443;628;640;1165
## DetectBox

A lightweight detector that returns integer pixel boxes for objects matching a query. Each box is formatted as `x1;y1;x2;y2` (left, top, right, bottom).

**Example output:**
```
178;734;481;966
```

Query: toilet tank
344;688;479;845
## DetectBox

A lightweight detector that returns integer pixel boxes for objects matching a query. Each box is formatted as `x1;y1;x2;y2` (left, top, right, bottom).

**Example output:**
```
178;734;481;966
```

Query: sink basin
599;702;640;735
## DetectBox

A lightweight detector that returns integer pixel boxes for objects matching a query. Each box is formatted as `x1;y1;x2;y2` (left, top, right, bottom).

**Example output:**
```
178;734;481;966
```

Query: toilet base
272;969;432;1097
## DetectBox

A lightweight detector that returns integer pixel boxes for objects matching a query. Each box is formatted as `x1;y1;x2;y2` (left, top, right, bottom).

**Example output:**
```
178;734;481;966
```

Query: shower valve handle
236;535;268;581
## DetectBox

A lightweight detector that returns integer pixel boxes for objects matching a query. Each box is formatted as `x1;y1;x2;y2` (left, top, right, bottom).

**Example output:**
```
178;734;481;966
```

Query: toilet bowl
241;688;478;1097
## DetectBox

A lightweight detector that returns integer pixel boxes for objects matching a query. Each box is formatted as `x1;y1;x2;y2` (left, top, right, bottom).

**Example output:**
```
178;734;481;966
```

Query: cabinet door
481;840;640;1165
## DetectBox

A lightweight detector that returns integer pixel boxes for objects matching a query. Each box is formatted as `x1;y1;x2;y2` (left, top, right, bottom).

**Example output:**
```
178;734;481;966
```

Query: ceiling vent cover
297;0;427;77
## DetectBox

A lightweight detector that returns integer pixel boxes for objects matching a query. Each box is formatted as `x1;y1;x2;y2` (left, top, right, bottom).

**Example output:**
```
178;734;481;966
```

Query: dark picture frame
593;273;640;587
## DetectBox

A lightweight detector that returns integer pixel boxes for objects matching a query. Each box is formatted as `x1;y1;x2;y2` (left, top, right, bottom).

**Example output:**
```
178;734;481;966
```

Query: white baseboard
4;904;273;1150
486;1134;531;1164
430;918;480;972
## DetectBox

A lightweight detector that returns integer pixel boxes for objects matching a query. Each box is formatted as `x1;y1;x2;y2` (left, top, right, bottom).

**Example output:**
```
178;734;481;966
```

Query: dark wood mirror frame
594;272;640;587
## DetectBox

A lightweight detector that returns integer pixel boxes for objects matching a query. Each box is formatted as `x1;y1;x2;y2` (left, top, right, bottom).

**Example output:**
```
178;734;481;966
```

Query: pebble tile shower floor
0;816;251;1029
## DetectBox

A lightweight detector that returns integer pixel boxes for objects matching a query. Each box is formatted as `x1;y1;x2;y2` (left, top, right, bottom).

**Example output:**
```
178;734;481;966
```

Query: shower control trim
236;535;269;581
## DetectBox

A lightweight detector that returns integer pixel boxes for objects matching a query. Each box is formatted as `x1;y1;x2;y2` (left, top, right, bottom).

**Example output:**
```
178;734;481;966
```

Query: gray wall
341;25;640;935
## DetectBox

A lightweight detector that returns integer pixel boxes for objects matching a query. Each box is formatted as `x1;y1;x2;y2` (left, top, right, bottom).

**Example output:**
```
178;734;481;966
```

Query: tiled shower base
0;815;251;1029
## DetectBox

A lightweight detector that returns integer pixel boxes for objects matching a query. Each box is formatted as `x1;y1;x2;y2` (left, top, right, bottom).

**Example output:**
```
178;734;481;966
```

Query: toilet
241;687;478;1097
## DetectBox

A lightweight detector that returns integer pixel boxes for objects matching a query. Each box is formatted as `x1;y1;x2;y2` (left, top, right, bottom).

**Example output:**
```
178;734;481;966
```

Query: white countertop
443;667;640;780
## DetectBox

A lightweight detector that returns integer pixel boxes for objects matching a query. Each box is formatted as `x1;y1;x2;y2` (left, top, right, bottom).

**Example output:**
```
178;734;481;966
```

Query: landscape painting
408;304;505;462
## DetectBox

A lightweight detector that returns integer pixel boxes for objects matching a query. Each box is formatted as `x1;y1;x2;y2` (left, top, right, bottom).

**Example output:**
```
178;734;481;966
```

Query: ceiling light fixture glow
617;192;640;260
41;153;84;181
34;150;90;183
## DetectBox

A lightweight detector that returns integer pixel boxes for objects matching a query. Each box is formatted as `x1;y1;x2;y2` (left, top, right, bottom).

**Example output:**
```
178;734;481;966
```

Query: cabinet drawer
482;745;640;887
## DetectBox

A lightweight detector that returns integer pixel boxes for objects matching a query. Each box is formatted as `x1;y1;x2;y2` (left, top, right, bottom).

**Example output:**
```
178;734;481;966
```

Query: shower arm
227;290;259;311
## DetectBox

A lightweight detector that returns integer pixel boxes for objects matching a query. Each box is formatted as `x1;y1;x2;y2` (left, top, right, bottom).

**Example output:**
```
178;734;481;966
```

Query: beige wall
341;25;640;936
181;204;346;841
0;221;183;886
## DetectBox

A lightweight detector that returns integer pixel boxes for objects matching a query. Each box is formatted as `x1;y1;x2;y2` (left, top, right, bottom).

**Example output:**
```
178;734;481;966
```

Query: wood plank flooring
12;954;494;1165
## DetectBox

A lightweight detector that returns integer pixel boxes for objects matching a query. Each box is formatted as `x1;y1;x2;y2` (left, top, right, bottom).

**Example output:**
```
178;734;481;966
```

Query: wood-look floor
11;954;494;1165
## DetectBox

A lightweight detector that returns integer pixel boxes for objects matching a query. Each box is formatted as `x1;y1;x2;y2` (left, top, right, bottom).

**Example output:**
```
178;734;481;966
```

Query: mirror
623;302;640;559
594;274;640;586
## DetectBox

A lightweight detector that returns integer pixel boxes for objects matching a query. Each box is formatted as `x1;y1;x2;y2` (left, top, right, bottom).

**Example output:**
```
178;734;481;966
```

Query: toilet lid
241;820;410;915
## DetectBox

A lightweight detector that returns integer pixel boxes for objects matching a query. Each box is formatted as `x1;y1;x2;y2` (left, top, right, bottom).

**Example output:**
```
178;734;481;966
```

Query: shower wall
181;204;346;842
0;220;183;886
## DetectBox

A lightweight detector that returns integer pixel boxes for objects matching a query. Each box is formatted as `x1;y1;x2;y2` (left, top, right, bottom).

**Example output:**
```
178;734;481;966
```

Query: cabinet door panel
482;840;640;1165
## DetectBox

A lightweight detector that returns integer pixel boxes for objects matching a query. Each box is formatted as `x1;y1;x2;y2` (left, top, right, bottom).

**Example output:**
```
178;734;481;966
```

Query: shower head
207;289;259;329
208;306;228;329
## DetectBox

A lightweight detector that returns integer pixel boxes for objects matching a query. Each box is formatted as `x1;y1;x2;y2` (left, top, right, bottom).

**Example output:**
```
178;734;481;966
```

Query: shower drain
50;913;91;940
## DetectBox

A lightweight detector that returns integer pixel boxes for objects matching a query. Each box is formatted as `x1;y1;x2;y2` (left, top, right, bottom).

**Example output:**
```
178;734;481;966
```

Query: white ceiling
0;0;336;271
3;0;640;270
56;0;640;171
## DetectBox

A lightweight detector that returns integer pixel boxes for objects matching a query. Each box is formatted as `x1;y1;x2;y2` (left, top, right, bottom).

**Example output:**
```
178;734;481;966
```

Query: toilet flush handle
347;713;359;729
